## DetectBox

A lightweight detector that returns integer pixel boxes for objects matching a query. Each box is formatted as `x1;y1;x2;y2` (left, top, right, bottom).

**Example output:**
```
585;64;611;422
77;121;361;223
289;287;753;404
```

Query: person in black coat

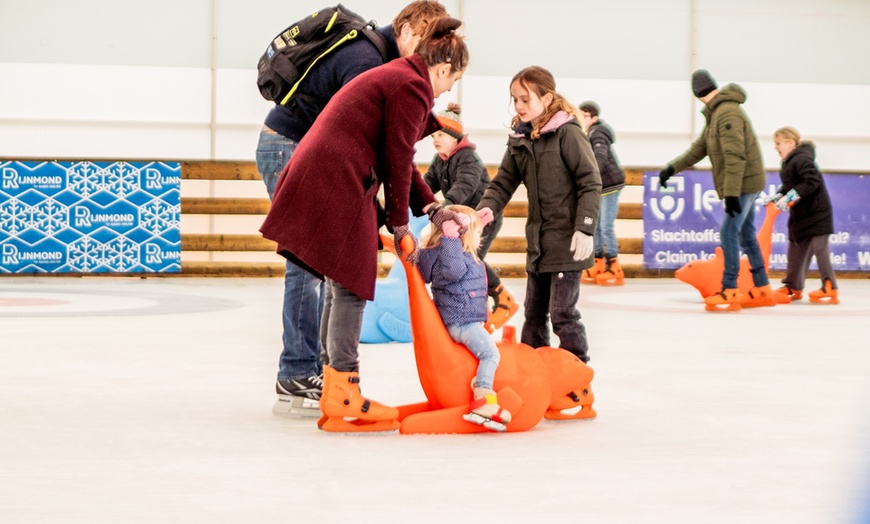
579;101;626;285
424;103;519;331
772;126;839;304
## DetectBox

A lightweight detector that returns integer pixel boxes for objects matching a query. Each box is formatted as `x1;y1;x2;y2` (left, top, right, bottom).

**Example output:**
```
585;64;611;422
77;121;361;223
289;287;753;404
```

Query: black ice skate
272;375;323;418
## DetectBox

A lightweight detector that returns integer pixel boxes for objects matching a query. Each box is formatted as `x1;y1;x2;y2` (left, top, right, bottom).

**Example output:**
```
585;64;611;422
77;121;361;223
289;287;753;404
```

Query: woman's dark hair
416;17;469;72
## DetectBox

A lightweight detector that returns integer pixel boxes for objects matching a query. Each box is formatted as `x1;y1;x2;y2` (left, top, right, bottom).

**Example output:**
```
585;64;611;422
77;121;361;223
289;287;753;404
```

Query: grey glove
393;224;419;265
427;203;466;235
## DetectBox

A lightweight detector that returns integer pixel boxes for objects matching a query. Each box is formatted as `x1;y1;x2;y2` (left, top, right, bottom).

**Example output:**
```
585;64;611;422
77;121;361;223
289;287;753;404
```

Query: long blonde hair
422;204;481;262
510;66;577;139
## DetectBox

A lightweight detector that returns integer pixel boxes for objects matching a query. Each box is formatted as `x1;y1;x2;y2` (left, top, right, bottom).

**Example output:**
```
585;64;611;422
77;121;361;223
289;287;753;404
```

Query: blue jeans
720;191;769;290
446;322;500;390
522;271;589;363
594;189;621;259
256;127;325;380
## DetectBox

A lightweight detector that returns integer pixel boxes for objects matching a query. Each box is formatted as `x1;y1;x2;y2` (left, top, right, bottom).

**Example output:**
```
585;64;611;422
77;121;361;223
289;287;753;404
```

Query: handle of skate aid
378;233;415;262
399;235;415;262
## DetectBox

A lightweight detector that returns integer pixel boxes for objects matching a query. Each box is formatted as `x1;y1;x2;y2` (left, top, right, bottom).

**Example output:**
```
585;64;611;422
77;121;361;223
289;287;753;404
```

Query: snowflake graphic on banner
0;160;181;273
0;197;29;235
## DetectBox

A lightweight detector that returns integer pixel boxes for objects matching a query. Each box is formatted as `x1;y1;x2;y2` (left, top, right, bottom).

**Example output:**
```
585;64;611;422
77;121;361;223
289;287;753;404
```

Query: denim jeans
321;279;366;373
446;322;501;390
256;127;325;380
720;191;769;290
594;189;621;259
522;271;589;363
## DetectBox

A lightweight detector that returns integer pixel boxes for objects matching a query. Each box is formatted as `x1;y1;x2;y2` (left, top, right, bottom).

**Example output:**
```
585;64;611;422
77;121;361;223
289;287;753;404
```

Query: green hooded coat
670;84;765;198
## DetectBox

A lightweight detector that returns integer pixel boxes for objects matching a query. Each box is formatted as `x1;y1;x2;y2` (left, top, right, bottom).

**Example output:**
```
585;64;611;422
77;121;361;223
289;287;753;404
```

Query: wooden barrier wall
179;161;670;278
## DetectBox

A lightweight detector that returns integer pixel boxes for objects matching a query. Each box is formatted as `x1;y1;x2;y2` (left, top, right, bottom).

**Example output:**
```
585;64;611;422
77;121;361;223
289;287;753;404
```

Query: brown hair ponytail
510;66;577;139
416;17;469;73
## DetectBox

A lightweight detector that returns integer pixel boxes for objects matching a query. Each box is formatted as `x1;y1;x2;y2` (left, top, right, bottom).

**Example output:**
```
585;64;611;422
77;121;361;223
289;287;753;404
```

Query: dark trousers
783;234;838;290
478;212;504;295
320;279;366;373
522;271;589;363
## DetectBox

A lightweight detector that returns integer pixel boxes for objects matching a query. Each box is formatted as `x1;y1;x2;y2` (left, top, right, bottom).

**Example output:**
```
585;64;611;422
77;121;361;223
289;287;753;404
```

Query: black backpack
256;4;389;106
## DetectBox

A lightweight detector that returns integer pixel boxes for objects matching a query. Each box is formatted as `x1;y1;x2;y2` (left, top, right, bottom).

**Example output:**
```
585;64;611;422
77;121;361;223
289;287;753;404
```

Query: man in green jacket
659;69;776;311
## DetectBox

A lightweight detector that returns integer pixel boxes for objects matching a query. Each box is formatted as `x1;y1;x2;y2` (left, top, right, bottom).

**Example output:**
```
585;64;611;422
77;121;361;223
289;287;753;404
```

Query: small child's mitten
476;207;494;226
775;188;800;211
441;220;461;238
764;192;782;205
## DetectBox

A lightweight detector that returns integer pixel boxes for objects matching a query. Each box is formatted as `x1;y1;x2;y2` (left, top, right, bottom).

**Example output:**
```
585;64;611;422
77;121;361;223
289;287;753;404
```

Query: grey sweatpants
783;234;838;291
319;279;366;373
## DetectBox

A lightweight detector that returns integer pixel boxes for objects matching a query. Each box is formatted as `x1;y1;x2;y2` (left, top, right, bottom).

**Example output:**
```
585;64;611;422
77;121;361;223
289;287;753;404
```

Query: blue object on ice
360;213;429;343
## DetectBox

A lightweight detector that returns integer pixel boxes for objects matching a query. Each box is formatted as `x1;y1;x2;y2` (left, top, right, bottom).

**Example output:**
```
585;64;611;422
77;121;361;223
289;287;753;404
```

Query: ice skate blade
462;412;507;432
319;416;400;433
544;405;597;420
704;303;741;312
774;293;792;304
596;279;624;286
272;398;321;418
809;297;839;305
741;299;776;308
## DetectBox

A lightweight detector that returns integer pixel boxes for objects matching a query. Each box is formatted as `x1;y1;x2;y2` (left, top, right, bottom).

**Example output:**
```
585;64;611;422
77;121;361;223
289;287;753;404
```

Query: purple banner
643;170;869;270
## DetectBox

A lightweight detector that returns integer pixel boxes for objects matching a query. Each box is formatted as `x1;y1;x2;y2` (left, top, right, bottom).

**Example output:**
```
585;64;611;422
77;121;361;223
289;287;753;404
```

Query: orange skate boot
740;285;777;308
809;279;839;305
319;370;400;433
485;284;519;333
595;257;625;286
581;257;605;284
774;285;802;304
704;288;742;312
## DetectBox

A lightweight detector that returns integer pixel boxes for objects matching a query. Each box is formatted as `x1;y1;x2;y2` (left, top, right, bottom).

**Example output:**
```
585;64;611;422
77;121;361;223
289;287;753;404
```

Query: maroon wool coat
260;54;440;301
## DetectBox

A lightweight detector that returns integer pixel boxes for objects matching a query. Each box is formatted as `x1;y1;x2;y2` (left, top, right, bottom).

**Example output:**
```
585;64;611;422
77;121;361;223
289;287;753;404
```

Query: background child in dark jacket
477;66;601;364
424;103;518;332
417;205;512;432
772;126;839;304
578;101;626;285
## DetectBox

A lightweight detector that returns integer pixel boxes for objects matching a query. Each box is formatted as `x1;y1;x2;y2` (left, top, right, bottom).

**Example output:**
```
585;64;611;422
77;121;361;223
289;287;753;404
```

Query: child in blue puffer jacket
416;204;512;432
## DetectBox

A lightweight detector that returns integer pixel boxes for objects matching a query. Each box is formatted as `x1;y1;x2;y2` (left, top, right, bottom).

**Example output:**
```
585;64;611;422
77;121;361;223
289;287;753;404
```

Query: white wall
1;0;869;170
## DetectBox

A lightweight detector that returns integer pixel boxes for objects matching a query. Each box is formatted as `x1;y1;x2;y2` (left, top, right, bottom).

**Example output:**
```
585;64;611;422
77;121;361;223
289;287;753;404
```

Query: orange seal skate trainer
383;235;596;434
676;202;780;300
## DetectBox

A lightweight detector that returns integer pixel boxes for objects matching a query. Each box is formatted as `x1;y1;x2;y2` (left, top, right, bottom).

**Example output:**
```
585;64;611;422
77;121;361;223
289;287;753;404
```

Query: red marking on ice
0;298;70;307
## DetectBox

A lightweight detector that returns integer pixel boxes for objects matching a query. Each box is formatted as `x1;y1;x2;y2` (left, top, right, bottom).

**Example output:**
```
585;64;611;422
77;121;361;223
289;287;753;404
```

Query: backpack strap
360;22;389;62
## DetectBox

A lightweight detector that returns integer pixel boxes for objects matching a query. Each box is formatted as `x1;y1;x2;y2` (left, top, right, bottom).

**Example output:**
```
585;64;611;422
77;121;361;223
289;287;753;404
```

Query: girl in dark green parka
477;66;601;363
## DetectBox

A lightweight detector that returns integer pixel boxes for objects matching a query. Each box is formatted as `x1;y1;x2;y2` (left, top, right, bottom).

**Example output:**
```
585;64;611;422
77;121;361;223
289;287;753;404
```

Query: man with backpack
256;1;448;418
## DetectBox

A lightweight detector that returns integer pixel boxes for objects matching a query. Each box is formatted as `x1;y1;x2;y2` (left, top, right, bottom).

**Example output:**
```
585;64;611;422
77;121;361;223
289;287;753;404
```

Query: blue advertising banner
0;160;181;273
643;170;869;271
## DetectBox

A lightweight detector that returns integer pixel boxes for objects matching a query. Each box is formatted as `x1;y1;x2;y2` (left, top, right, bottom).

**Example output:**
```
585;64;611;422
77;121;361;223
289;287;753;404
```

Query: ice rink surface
2;276;870;523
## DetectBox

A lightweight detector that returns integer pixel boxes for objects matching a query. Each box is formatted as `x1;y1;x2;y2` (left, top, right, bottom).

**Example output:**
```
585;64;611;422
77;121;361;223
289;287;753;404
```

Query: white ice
2;277;869;523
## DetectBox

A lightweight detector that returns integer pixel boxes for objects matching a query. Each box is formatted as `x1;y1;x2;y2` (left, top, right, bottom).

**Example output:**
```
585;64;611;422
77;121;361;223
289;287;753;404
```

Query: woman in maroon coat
260;18;469;432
